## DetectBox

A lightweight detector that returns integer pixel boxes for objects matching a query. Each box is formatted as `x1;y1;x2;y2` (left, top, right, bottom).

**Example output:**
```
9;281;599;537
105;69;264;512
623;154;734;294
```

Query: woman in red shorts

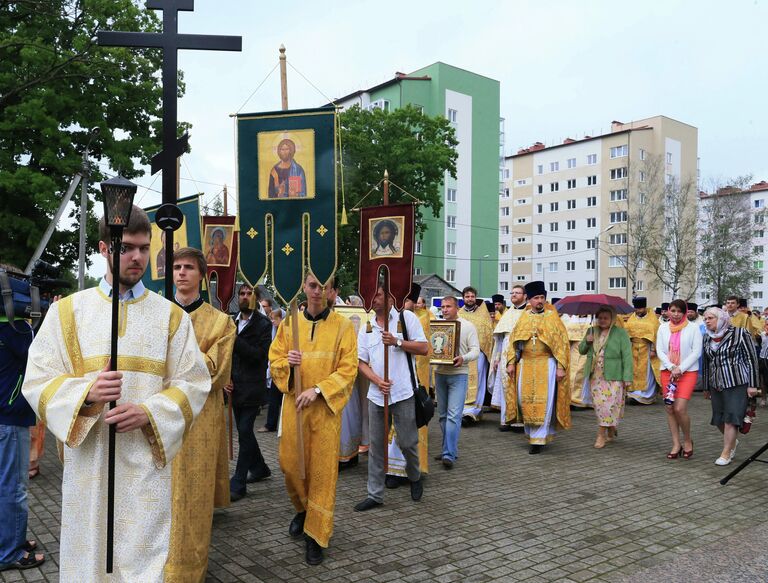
656;299;703;459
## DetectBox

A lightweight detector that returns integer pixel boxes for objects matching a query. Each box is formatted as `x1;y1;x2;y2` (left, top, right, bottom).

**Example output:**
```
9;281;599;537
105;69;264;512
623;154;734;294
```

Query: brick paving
4;396;768;582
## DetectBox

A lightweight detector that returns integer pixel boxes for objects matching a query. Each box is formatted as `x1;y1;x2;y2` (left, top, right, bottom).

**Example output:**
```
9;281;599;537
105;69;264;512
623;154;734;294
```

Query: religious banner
143;194;203;296
357;203;415;312
236;107;337;303
202;215;238;309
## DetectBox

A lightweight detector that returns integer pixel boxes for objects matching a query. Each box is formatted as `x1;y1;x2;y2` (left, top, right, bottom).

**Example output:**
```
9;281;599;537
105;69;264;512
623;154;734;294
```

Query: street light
595;224;615;294
99;174;137;574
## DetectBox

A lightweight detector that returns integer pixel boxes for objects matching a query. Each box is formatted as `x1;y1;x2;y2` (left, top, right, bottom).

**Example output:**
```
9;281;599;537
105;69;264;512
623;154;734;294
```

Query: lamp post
595;225;615;294
99;174;137;574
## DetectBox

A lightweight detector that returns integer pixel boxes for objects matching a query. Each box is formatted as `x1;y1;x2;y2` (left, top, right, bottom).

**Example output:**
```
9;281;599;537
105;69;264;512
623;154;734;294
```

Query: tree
0;1;187;273
698;177;759;304
337;104;458;295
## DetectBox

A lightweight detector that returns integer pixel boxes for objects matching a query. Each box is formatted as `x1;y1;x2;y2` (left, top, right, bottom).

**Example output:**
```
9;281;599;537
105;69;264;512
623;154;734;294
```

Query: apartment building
499;116;698;307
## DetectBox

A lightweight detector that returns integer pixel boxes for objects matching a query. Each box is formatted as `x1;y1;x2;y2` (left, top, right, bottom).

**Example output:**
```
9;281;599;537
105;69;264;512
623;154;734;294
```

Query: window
548;262;558;272
666;152;672;164
500;262;509;272
609;255;627;267
501;225;510;235
567;158;576;168
446;215;456;228
447;242;456;256
515;179;526;186
567;241;576;251
536;243;543;253
666;173;674;185
609;277;627;289
586;259;596;270
587;175;597;186
567;199;576;209
516;237;526;243
639;148;646;161
550;242;559;252
447;187;457;202
639;171;646;182
537;224;543;233
587;196;597;207
516;198;528;205
756;213;765;224
414;267;422;276
586;218;597;228
610;211;628;223
566;261;575;271
501;207;510;217
640;192;647;204
586;239;596;249
586;281;596;291
550;222;559;232
517;217;528;224
537;184;544;194
550;182;559;192
516;256;527;262
755;199;765;209
550;202;559;212
753;291;764;300
609;233;627;245
587;154;597;165
752;259;762;269
636;280;644;291
549;282;558;292
755;276;764;285
537;164;544;175
500;244;509;254
566;281;575;292
537;204;543;214
610;189;628;201
535;263;543;273
499;281;509;291
566;220;576;230
550;161;559;172
567;179;576;189
755;246;764;254
754;230;764;238
516;275;526;281
610;167;628;180
415;240;422;255
610;145;628;158
446;268;455;282
448;109;458;123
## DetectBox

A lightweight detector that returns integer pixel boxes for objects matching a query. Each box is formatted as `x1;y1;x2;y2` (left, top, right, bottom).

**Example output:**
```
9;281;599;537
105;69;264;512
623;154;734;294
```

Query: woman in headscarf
656;299;703;459
579;305;633;448
701;307;760;466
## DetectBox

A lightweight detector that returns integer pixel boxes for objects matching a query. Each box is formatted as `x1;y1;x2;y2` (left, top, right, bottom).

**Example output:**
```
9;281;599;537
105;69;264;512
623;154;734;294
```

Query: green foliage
337;104;457;295
0;0;188;272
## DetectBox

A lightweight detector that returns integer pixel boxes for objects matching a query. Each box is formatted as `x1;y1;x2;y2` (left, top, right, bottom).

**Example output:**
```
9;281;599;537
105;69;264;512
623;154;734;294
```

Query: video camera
0;260;68;330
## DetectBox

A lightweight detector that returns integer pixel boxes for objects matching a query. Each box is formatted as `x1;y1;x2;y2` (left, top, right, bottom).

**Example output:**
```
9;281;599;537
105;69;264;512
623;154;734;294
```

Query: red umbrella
554;294;634;315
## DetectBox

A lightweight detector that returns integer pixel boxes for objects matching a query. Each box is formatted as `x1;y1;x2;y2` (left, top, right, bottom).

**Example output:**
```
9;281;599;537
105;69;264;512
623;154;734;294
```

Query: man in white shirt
354;285;428;511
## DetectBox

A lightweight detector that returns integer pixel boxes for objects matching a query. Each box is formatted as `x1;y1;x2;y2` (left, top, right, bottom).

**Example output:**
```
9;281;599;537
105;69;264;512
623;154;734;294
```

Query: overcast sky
89;0;768;274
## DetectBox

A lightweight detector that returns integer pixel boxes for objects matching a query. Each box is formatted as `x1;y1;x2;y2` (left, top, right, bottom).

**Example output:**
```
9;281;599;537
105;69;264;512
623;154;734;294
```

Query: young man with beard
458;287;493;422
624;297;661;405
228;283;273;501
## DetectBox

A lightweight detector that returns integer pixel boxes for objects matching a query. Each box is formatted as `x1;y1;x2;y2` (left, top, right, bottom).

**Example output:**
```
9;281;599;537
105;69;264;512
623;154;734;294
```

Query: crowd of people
2;204;767;577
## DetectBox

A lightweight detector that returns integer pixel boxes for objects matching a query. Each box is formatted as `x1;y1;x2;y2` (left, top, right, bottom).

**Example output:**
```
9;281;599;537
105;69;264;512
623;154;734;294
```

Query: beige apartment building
498;116;698;308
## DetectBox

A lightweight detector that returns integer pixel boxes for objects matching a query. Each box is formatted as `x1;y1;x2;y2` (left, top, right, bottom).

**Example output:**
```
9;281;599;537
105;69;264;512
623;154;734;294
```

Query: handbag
400;311;435;427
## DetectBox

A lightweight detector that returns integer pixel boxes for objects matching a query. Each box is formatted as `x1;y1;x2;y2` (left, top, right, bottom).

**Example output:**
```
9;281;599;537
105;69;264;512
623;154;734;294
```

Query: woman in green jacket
579;305;634;448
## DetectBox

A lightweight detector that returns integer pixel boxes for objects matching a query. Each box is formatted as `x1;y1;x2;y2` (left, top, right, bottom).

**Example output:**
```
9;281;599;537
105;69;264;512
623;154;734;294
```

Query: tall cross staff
96;0;241;573
98;0;242;299
381;170;391;474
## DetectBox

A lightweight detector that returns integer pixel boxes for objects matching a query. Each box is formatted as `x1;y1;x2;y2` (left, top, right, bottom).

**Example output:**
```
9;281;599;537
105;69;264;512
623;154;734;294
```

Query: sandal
682;442;694;459
28;467;40;480
667;447;683;459
0;551;45;571
23;541;37;552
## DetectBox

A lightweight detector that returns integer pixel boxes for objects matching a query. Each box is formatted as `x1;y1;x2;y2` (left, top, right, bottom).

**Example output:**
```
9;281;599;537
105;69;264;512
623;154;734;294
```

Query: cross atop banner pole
98;0;242;298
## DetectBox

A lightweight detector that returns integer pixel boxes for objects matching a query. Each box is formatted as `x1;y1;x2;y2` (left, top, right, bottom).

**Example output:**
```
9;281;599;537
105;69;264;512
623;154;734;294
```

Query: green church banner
143;194;203;296
236;107;337;304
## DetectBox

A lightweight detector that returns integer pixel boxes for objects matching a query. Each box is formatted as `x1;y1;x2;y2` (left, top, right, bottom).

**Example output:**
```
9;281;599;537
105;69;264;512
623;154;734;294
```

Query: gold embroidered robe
623;312;661;404
164;301;236;582
508;308;571;436
490;305;526;423
269;311;357;548
459;303;494;419
562;316;593;407
22;288;210;583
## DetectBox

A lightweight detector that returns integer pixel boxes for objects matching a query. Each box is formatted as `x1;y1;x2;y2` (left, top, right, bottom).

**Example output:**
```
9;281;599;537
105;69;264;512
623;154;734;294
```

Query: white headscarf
703;307;731;347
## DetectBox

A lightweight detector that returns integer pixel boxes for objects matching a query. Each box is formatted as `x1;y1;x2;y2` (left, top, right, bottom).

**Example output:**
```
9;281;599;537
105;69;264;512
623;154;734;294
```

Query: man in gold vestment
725;296;763;338
506;281;570;454
624;297;660;405
459;286;493;421
269;274;358;565
562;313;593;408
164;248;236;582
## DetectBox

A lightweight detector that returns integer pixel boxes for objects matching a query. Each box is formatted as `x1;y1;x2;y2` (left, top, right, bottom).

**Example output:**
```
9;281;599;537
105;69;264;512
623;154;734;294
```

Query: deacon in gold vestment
562;314;593;408
726;297;764;338
164;248;236;582
459;287;493;421
506;281;570;452
22;213;211;582
623;297;660;405
269;274;357;565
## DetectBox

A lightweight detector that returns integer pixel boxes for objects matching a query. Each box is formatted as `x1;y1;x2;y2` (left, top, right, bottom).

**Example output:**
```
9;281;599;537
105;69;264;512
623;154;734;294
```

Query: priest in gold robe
506;281;571;454
269;273;358;566
624;297;661;405
164;248;236;582
459;286;493;421
562;313;593;408
22;209;211;581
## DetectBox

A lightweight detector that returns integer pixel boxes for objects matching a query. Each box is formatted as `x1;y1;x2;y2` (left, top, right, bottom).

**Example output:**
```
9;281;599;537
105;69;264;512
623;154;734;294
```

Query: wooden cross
98;0;241;297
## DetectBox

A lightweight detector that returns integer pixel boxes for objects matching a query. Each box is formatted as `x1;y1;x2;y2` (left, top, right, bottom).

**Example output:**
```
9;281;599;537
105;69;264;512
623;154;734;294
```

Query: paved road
4;396;768;582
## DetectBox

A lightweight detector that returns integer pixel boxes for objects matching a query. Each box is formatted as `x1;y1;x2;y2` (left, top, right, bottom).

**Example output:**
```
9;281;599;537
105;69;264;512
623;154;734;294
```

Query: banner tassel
340;205;348;226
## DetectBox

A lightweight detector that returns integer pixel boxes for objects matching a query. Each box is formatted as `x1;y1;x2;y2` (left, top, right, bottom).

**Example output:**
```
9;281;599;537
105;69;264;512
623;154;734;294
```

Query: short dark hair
173;247;206;275
669;299;687;313
441;296;458;307
99;204;151;243
512;284;525;294
726;295;739;303
239;282;260;301
462;286;477;296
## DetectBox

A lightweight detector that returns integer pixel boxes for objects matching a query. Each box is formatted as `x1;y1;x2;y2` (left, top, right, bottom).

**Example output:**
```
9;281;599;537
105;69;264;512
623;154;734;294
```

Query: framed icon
203;224;234;267
334;306;373;336
428;320;461;365
368;215;405;260
257;129;316;200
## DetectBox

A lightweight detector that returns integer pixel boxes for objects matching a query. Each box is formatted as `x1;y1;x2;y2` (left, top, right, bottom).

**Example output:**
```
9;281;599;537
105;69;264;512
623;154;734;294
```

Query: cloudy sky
89;0;767;273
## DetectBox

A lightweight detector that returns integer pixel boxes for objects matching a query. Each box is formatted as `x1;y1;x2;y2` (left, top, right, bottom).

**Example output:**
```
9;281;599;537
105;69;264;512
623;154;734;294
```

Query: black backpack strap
0;269;19;332
399;311;419;393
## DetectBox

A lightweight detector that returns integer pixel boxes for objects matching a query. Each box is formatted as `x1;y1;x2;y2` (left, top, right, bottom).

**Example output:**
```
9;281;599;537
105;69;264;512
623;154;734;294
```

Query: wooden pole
382;170;390;474
279;45;288;110
227;388;234;460
223;184;228;216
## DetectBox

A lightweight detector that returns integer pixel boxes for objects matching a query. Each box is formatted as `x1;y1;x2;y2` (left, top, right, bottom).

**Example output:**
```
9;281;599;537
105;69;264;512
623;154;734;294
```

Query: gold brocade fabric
623;313;661;395
460;303;493;409
509;309;571;430
165;303;236;582
563;319;592;407
415;308;434;390
730;312;763;337
269;311;358;548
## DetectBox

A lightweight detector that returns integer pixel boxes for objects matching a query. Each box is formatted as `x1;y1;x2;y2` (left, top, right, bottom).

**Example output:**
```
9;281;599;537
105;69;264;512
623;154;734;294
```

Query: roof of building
508;123;652;159
699;181;768;198
413;273;461;295
333;72;432;105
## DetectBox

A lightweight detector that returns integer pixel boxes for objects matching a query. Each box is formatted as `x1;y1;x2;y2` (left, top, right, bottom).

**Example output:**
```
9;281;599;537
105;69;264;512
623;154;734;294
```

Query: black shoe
410;477;424;501
433;454;444;461
354;497;383;512
385;475;400;489
442;458;454;470
288;511;306;537
230;489;246;502
529;444;544;455
498;425;512;432
511;425;525;434
305;536;324;566
246;468;272;483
